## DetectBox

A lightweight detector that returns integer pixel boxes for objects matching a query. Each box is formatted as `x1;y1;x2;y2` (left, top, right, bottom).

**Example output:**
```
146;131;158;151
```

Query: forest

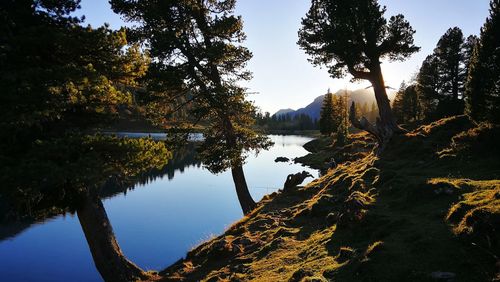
0;0;499;281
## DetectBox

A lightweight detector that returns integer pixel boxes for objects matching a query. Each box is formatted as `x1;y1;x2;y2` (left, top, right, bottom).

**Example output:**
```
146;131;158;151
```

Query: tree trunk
349;63;402;152
231;165;256;215
222;117;257;216
77;193;149;282
371;63;400;132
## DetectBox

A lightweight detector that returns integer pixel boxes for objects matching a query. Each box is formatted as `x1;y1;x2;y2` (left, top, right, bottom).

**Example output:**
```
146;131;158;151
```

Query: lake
0;135;317;282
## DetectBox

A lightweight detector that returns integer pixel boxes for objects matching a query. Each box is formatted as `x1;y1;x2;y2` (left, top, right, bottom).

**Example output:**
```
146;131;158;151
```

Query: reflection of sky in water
0;135;316;282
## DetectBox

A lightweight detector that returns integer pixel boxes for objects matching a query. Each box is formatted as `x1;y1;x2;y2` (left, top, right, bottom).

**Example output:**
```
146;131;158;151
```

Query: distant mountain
294;95;324;120
274;108;295;117
274;88;396;120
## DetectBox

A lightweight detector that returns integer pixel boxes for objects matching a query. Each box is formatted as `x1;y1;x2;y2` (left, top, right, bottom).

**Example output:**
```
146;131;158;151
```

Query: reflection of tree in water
137;142;201;183
0;136;170;281
100;142;201;199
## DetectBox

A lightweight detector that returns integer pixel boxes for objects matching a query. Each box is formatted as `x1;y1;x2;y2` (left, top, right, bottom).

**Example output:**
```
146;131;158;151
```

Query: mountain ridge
274;88;396;120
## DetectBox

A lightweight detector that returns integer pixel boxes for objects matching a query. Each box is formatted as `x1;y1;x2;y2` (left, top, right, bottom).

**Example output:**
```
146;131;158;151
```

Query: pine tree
417;55;440;120
465;0;500;123
392;82;407;123
0;0;149;148
111;0;272;215
298;0;419;146
319;92;336;135
463;35;480;79
435;27;466;103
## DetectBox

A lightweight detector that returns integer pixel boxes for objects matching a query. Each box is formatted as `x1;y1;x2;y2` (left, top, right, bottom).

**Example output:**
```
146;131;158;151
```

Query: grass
156;115;499;282
295;132;375;170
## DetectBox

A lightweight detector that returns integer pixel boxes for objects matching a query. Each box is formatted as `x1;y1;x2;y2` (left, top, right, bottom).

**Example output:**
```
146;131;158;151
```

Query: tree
463;35;480;79
111;0;272;215
465;0;500;123
0;0;149;153
298;0;419;147
433;27;466;116
435;28;466;101
319;92;336;135
0;135;170;282
369;101;379;123
393;82;421;123
417;55;440;120
392;82;407;123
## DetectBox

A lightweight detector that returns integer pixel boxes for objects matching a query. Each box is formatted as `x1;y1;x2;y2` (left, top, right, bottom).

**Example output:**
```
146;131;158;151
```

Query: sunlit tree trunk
371;63;400;132
349;62;402;151
77;193;149;282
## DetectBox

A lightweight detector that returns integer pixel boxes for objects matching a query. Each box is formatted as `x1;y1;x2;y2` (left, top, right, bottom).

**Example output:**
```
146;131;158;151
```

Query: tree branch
347;65;372;80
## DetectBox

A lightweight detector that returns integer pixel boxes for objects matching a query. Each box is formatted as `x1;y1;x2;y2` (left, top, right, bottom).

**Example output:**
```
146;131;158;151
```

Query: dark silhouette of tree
463;35;480;79
298;0;419;147
417;28;479;121
433;27;467;116
465;0;500;123
416;55;441;121
111;0;272;215
0;0;149;152
319;92;337;135
393;82;421;123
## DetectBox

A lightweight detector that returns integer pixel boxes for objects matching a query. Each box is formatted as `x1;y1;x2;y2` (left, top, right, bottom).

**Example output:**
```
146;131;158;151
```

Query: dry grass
156;116;500;282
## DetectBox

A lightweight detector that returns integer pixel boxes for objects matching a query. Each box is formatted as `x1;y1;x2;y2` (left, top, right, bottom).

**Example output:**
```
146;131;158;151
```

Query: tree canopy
465;0;500;123
298;0;419;146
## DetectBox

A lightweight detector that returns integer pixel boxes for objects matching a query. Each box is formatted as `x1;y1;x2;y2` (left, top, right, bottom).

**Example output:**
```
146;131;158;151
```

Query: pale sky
77;0;491;114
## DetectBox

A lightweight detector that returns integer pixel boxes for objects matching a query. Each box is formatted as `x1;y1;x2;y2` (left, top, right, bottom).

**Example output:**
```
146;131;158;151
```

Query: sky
77;0;492;114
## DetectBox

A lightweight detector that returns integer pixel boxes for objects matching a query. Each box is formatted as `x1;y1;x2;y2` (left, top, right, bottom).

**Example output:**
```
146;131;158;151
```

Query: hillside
158;116;500;282
274;89;397;120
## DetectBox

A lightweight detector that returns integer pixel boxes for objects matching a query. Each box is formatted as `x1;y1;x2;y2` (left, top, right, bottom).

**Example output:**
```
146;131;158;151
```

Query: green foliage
416;55;441;120
319;93;336;135
0;0;149;156
319;91;349;138
417;28;477;121
298;0;418;131
465;0;500;123
111;0;272;174
392;82;422;123
298;0;419;81
0;134;170;221
255;112;319;132
0;0;166;220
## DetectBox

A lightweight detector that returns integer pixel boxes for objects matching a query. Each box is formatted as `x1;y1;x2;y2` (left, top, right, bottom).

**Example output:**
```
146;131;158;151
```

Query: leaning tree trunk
223;117;256;215
77;193;149;282
231;165;256;215
350;63;402;152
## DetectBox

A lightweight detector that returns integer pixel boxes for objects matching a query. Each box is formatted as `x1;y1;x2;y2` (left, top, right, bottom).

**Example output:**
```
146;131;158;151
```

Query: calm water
0;135;316;282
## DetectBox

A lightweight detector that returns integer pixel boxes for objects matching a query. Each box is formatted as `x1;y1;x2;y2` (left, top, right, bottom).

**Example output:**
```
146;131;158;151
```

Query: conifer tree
417;55;440;120
111;0;272;215
319;92;336;135
0;0;149;149
299;0;419;146
465;0;500;123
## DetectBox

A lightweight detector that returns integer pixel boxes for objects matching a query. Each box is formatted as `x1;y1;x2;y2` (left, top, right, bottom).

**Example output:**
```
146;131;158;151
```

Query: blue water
0;135;316;282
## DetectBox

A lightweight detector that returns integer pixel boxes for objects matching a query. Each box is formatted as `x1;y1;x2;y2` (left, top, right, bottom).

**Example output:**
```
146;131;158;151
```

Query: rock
430;271;456;281
275;157;290;163
284;171;313;191
289;268;314;282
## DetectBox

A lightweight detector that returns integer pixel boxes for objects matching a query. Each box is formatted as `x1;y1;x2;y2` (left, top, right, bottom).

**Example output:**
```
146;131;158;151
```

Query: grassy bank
157;116;499;282
294;131;375;171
